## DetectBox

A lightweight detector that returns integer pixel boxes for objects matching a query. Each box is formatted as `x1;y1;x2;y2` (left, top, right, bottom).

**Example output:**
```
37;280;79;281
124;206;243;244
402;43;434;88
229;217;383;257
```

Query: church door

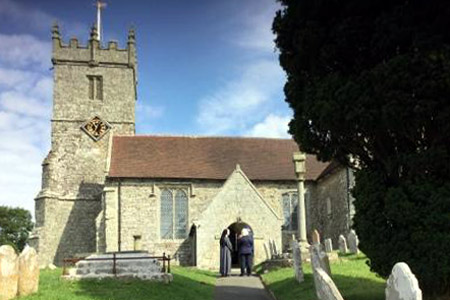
227;221;253;267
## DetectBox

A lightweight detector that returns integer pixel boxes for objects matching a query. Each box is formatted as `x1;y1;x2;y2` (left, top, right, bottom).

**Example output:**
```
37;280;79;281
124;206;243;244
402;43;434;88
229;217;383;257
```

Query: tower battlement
51;23;136;69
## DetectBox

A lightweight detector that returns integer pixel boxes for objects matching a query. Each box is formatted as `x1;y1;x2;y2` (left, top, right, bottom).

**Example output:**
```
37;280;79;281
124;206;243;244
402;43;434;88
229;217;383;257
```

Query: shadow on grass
21;267;216;300
264;271;385;300
75;267;216;300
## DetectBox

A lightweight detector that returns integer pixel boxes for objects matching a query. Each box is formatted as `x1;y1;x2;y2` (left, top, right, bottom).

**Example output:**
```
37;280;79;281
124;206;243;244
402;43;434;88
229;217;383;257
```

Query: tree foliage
0;206;33;252
273;0;450;297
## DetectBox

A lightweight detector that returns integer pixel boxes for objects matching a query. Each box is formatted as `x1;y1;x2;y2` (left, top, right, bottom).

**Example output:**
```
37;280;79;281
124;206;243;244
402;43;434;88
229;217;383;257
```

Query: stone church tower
31;24;137;265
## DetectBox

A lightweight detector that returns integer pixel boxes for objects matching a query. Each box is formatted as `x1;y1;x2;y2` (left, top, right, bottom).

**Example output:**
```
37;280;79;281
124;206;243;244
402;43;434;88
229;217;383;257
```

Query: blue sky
0;0;291;215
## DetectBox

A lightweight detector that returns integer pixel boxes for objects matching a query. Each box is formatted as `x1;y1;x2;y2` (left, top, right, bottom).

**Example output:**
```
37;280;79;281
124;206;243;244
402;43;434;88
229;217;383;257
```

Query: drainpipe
118;180;122;252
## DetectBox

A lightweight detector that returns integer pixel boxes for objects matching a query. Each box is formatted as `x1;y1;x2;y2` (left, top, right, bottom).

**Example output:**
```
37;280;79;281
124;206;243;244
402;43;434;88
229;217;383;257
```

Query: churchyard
18;267;216;300
260;253;386;300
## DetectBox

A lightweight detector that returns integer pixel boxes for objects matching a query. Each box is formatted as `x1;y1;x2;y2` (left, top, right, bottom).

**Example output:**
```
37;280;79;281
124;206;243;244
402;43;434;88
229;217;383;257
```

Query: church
30;24;355;269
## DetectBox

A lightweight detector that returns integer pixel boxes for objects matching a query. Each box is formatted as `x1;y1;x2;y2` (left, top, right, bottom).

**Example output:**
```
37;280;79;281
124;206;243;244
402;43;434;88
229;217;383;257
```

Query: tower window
87;75;103;100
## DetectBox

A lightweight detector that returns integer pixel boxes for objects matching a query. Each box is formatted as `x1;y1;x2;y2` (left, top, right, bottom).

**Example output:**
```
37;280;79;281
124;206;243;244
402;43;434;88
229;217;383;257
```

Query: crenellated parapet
51;23;137;70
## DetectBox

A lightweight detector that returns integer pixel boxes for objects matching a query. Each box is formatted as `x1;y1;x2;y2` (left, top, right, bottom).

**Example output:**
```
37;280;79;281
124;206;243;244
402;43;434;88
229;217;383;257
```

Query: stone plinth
64;252;172;282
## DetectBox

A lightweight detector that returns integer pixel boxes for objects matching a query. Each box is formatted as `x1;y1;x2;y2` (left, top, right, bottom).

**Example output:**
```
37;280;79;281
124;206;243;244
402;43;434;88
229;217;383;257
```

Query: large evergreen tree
273;0;450;297
0;206;33;252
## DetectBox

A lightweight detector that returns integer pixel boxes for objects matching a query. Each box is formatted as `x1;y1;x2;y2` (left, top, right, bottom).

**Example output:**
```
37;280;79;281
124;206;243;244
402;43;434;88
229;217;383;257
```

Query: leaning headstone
324;239;333;253
268;240;274;258
310;244;331;277
314;267;344;300
271;239;278;256
263;242;270;260
312;229;321;245
338;235;348;254
18;246;39;296
386;262;422;300
347;230;359;254
291;241;304;283
0;245;19;300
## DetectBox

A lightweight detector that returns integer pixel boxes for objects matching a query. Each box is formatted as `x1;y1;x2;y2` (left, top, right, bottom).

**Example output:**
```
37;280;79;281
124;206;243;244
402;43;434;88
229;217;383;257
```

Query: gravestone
310;244;331;277
347;230;359;254
263;242;270;260
312;229;321;245
324;239;333;253
338;235;348;254
386;262;422;300
18;246;39;296
291;241;304;283
271;239;278;256
0;245;19;300
268;240;274;258
314;267;344;300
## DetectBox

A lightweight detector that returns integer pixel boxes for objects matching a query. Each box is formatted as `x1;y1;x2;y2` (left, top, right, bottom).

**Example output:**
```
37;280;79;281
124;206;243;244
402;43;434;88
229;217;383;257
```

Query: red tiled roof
108;135;329;181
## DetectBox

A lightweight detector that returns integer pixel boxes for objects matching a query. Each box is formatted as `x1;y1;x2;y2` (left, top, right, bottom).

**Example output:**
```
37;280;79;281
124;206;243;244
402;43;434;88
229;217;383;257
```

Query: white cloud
0;33;52;216
232;0;281;53
0;0;54;33
0;34;51;70
136;102;165;119
196;59;285;135
247;114;291;138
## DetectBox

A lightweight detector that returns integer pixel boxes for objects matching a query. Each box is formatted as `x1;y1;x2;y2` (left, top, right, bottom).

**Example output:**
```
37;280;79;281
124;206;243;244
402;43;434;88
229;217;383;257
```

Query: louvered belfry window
160;189;188;239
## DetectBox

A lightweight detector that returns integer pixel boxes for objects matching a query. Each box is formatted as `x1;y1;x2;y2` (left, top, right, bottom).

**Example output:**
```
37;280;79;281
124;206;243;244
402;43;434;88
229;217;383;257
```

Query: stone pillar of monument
293;152;310;256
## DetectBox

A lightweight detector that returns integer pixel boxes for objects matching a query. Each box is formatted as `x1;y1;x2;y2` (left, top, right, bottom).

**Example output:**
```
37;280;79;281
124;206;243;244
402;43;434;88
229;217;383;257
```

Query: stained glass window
160;189;173;239
175;190;188;239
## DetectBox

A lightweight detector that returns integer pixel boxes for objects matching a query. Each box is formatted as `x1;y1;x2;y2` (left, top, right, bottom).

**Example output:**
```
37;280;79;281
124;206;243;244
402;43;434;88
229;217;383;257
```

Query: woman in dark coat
219;229;233;277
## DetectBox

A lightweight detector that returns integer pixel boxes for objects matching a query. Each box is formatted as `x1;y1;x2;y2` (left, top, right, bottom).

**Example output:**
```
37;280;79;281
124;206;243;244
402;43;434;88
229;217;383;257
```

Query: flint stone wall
310;167;354;246
33;31;136;267
98;173;292;269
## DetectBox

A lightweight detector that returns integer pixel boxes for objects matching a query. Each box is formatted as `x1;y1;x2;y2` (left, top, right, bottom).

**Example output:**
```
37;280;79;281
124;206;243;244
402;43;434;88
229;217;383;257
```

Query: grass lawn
20;267;216;300
260;253;386;300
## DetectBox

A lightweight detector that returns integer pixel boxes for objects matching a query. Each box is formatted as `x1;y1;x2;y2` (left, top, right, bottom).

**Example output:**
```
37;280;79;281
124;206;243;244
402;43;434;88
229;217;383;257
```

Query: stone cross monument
293;152;310;252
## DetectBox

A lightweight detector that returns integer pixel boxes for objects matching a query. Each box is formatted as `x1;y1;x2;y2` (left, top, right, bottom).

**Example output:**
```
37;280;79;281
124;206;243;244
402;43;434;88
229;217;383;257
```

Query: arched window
160;189;173;239
160;188;189;240
281;192;299;231
175;190;188;239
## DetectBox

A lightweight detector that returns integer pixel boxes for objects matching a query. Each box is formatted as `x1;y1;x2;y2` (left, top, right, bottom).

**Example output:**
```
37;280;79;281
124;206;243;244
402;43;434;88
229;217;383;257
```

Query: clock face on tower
81;116;111;141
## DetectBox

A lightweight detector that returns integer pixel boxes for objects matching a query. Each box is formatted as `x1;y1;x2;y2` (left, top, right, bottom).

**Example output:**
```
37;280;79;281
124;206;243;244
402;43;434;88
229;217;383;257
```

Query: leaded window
282;192;298;231
160;188;189;239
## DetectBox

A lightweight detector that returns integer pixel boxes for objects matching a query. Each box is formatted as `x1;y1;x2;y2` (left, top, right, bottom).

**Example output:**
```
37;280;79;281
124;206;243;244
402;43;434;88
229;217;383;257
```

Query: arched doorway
227;221;253;267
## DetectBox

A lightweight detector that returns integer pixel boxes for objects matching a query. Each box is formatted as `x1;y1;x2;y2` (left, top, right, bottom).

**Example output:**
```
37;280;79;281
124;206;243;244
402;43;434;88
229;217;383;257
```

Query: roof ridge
113;134;294;141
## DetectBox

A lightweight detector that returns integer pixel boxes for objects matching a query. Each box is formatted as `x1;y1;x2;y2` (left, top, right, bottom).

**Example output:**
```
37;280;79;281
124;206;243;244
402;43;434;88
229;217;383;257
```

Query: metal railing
62;251;171;277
